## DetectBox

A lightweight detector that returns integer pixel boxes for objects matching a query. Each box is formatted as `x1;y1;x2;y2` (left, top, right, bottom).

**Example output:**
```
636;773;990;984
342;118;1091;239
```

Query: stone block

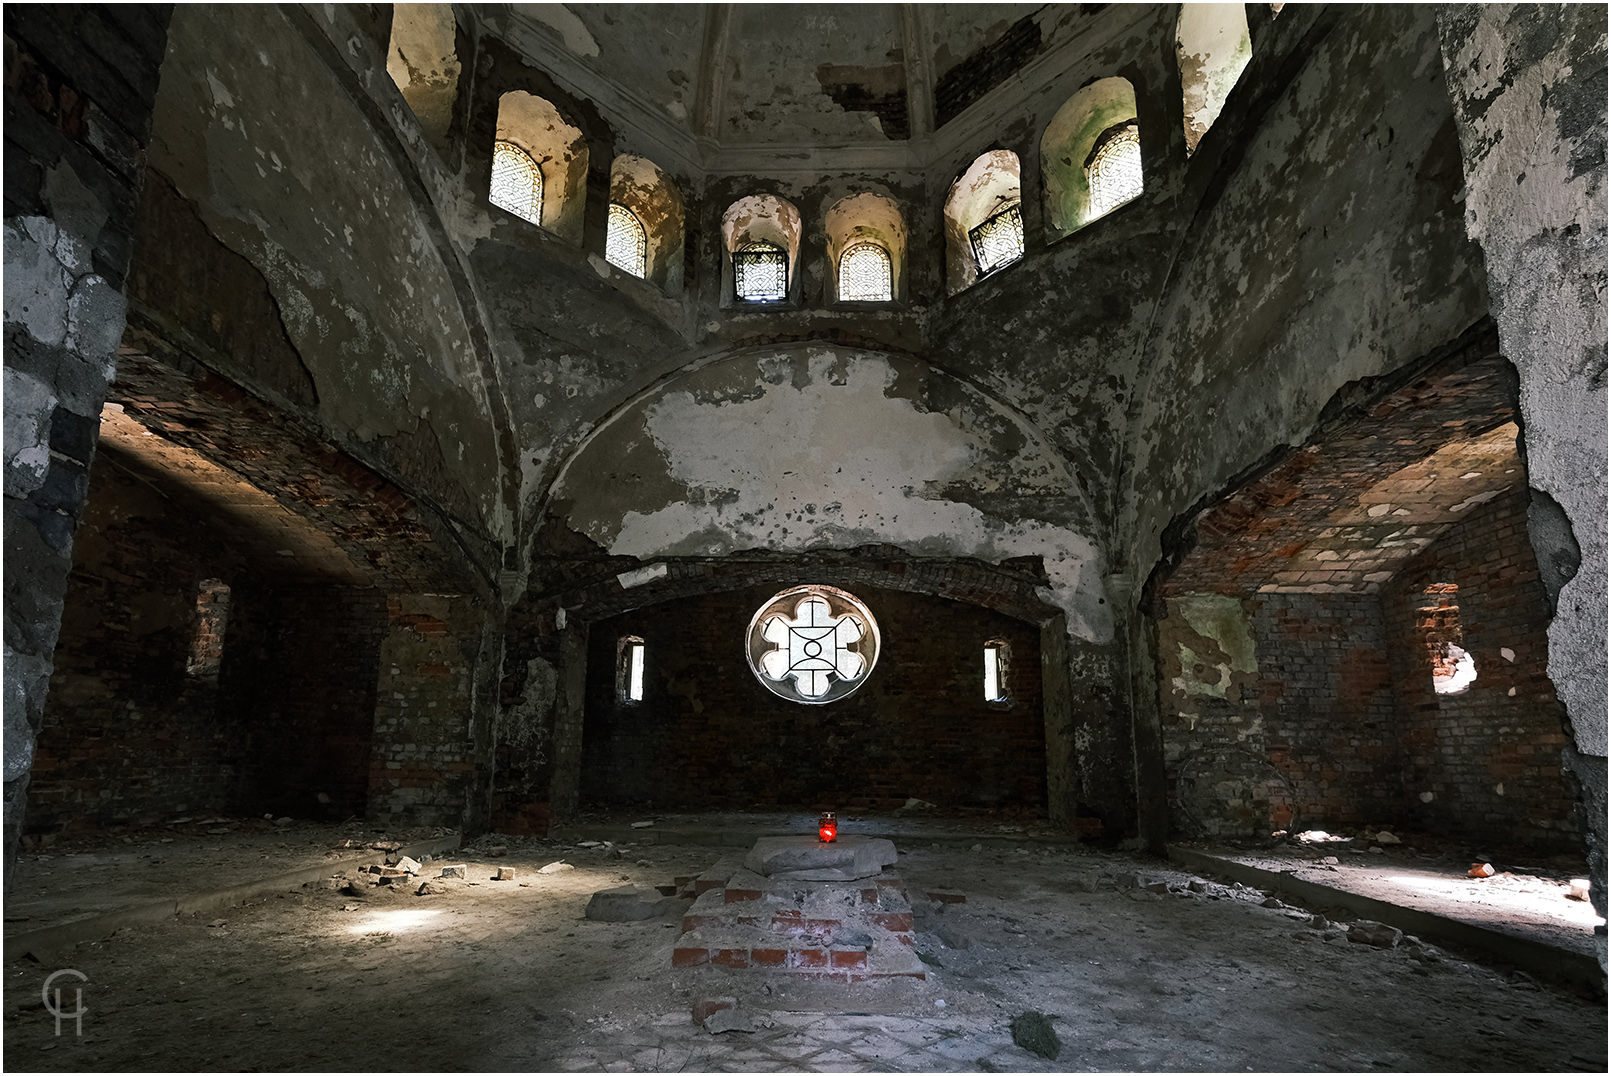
495;867;515;881
704;1007;756;1034
585;885;664;921
1348;920;1403;948
537;861;574;874
744;835;897;881
440;864;467;879
394;856;421;874
692;997;736;1025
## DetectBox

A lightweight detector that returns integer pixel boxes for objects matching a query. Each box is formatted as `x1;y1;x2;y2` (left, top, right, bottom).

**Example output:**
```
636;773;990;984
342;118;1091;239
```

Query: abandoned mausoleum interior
3;3;1607;1070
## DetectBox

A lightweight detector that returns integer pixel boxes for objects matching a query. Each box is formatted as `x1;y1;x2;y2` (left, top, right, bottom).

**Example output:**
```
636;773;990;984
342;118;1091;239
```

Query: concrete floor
4;819;1606;1072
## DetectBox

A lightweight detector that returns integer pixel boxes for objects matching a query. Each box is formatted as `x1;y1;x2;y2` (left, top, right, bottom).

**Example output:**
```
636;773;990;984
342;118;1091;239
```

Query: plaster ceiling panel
721;4;907;143
531;5;708;127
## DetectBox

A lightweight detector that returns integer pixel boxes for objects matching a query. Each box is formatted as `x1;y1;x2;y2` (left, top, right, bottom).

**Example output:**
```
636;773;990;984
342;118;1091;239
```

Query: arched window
837;242;892;302
1086;123;1143;219
969;199;1024;277
942;149;1021;293
490;139;542;225
606;203;647;278
1040;77;1140;240
735;241;788;302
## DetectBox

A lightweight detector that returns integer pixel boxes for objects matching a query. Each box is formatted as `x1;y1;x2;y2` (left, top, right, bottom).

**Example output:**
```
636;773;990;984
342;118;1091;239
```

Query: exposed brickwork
368;594;487;827
934;14;1043;128
30;455;244;832
1383;487;1578;850
579;584;1045;812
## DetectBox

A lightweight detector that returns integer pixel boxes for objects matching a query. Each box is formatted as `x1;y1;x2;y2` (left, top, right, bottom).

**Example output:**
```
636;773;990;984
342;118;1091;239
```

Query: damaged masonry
3;3;1606;1072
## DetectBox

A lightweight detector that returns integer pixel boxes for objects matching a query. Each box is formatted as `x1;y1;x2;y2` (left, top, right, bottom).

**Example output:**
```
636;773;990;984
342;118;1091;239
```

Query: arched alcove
720;195;803;304
1178;3;1253;156
824;192;906;303
1041;77;1142;240
385;3;460;146
493;90;588;243
609;155;685;292
942;149;1023;295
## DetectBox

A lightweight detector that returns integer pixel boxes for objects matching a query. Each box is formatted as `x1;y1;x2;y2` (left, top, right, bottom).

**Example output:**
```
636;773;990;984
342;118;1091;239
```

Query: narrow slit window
984;642;1009;703
968;201;1023;276
187;579;231;679
606;203;647;278
490;139;542;224
735;241;787;302
1418;584;1477;695
838;242;892;302
621;637;646;702
1086;123;1143;220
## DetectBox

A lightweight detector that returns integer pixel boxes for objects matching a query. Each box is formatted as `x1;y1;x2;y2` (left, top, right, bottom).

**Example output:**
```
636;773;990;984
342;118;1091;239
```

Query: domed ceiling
481;4;1127;163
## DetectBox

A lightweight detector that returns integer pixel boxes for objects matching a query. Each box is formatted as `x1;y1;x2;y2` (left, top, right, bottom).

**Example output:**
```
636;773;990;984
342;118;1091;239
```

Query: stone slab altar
743;835;898;881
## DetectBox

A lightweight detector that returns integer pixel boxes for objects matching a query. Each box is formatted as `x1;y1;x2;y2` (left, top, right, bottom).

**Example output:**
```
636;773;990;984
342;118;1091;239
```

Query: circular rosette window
745;586;881;705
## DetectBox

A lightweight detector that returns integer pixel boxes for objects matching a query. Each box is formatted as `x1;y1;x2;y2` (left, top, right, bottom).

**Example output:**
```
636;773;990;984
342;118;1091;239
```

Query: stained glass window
1087;123;1143;219
735;241;787;302
490;140;542;224
606;203;647;278
968;201;1023;276
838;242;892;302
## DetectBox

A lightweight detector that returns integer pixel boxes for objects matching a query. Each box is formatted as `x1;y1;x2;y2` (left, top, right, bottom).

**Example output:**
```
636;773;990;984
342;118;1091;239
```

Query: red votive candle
818;812;837;842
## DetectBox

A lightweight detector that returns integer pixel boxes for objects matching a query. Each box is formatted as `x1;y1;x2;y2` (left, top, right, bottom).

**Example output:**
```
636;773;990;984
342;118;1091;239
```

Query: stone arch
824;192;906;303
721;194;803;304
942;149;1022;295
609;155;685;292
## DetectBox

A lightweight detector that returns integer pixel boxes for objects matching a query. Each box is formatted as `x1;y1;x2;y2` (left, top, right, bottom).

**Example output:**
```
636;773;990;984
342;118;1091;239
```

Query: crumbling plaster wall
1435;3;1607;955
548;345;1112;644
1124;4;1489;583
3;5;174;884
143;4;510;561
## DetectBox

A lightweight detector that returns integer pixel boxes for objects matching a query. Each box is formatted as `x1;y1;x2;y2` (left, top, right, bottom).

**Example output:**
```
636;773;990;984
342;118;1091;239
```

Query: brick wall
31;454;246;832
367;594;487;827
1383;487;1578;850
1251;592;1404;828
225;584;386;821
579;584;1045;812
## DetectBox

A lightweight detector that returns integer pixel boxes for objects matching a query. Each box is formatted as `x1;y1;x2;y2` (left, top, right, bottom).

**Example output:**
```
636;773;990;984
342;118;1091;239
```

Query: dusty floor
5;828;1607;1072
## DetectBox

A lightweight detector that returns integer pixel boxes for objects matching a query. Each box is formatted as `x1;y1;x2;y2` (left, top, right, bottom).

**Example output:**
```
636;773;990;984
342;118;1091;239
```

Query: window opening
606;203;647;278
187;579;231;679
968;200;1024;276
735;240;788;302
838;241;893;302
1418;583;1477;695
620;637;646;702
1086;123;1143;219
745;586;882;705
984;642;1010;703
490;140;542;224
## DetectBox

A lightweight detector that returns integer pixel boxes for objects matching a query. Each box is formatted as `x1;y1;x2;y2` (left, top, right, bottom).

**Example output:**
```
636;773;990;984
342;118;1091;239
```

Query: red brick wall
1250;592;1404;829
580;584;1045;812
31;463;244;832
367;594;486;827
1383;487;1578;850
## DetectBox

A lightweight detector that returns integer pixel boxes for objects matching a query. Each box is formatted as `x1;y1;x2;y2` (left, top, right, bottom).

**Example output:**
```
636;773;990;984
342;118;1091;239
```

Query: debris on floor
1010;1010;1062;1060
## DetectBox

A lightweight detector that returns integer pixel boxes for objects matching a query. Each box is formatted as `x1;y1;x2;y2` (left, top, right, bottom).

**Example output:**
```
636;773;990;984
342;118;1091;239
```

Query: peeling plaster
551;347;1113;641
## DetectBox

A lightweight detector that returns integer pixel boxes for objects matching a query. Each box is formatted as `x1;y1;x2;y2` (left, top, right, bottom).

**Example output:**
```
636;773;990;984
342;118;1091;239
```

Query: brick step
672;939;925;981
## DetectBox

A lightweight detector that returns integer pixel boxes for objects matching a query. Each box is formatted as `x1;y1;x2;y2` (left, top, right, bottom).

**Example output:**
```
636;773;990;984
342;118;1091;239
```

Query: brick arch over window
609;155;685;291
824;192;906;303
493;90;588;243
942;149;1022;295
1041;77;1141;241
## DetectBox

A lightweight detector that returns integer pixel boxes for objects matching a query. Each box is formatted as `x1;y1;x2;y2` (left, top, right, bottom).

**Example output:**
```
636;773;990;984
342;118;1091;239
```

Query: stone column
1436;4;1608;968
3;7;174;885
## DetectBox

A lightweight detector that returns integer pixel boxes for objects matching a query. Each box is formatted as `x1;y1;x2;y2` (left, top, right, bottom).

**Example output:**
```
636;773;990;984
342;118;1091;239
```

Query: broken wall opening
1151;332;1580;853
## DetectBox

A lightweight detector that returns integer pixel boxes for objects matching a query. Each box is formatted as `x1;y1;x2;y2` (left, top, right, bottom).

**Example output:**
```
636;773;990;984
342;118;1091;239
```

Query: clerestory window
606;203;647;278
1086;123;1143;219
837;242;893;302
489;139;542;224
968;200;1024;276
735;241;788;302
